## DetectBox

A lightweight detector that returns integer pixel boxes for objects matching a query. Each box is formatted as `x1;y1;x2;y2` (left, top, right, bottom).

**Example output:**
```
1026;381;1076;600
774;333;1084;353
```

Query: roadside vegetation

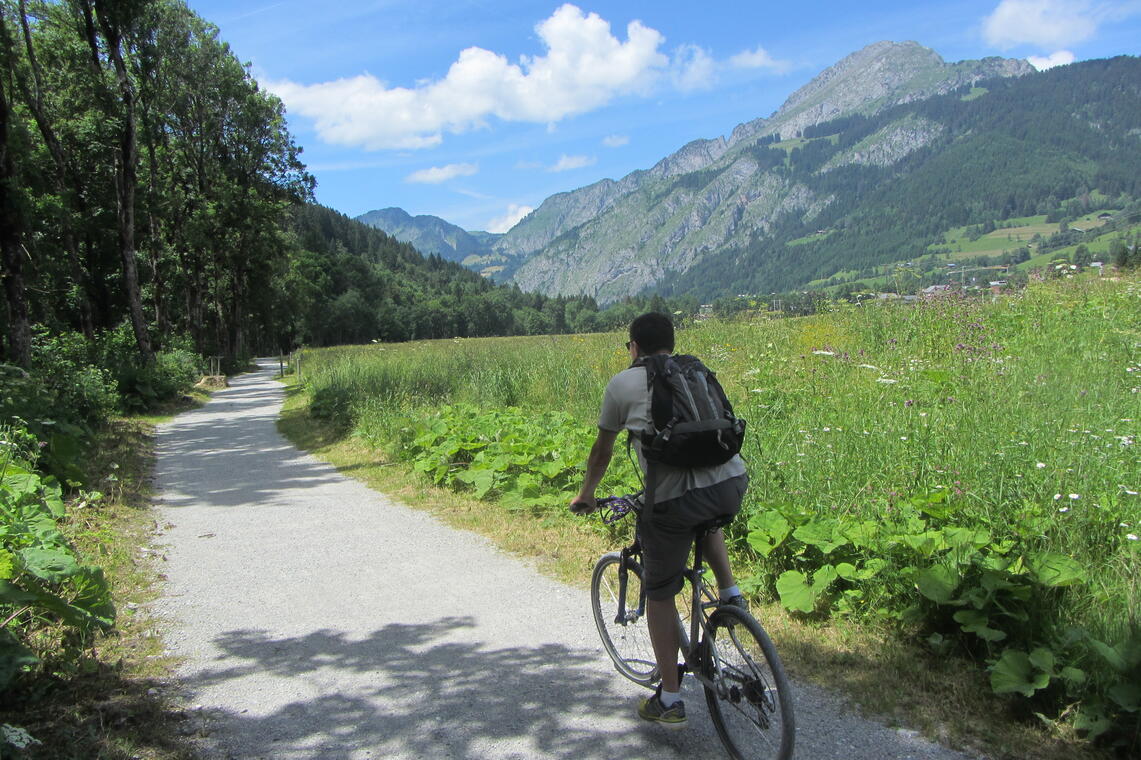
284;274;1140;759
0;328;202;758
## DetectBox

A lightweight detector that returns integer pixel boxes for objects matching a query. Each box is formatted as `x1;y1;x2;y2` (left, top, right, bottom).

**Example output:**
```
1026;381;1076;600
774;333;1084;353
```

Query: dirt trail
152;359;979;759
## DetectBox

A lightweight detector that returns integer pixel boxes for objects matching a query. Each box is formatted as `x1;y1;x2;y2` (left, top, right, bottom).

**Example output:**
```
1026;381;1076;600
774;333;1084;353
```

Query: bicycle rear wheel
590;552;658;687
702;605;795;760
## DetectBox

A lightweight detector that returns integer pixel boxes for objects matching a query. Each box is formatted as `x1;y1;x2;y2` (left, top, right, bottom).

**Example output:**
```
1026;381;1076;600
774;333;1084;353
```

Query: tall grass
299;275;1139;745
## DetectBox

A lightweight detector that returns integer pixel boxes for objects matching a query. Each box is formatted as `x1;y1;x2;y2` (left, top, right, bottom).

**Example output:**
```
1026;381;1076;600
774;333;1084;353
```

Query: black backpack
635;353;746;469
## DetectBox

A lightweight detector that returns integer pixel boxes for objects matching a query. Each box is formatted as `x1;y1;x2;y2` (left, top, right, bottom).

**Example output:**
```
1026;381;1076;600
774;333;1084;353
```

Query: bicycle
577;493;796;760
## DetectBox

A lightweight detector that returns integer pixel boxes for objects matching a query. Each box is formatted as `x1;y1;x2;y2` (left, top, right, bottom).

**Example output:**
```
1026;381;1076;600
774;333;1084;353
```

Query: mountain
659;55;1141;300
355;207;503;268
502;41;1040;301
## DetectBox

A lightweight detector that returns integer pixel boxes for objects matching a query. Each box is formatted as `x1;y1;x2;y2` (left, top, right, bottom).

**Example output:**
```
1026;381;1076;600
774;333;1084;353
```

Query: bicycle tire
590;552;659;687
702;605;795;760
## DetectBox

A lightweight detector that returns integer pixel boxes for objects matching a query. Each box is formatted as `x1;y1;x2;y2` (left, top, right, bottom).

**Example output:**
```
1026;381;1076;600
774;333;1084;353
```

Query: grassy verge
275;372;1112;760
0;398;205;759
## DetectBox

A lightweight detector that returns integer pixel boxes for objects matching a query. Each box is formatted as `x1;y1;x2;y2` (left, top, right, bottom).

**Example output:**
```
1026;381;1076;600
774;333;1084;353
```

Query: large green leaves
746;512;790;557
916;563;961;604
776;565;838;613
1027;553;1086;587
2;448;115;689
990;649;1052;697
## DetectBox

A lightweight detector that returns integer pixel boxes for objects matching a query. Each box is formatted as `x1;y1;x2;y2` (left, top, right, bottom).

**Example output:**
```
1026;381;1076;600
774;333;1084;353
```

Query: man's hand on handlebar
569;498;598;515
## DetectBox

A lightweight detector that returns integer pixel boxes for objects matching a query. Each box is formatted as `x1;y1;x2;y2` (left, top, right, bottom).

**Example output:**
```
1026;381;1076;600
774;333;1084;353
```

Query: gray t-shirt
598;364;747;502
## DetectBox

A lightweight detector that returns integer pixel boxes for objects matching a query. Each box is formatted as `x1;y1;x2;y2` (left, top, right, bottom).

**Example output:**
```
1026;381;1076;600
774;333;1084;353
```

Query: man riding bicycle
570;312;749;728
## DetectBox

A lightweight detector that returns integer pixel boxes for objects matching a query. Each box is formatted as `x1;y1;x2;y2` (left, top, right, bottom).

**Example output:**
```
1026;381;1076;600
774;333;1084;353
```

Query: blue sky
184;0;1141;232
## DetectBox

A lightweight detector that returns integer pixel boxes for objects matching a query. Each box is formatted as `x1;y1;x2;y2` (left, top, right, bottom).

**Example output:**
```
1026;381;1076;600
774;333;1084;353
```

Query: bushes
0;424;114;692
1;326;204;482
0;323;202;702
93;324;202;412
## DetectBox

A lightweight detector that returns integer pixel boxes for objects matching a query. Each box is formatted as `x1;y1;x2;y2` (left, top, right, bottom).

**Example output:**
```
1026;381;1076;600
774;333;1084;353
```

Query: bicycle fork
615;544;645;626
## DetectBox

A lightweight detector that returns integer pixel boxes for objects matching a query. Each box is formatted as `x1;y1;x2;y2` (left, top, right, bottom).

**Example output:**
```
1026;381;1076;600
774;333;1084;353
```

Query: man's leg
704;528;735;590
647;597;681;692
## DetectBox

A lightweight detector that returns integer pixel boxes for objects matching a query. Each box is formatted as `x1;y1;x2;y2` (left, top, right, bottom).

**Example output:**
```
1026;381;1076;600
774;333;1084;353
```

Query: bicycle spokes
703;606;795;759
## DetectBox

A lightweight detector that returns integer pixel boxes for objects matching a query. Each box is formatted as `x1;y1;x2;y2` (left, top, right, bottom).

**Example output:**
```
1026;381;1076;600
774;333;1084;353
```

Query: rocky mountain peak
728;41;1032;146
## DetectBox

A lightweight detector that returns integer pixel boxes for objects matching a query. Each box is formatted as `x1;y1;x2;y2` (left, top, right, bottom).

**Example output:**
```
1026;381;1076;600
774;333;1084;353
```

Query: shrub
0;424;114;691
94;324;202;411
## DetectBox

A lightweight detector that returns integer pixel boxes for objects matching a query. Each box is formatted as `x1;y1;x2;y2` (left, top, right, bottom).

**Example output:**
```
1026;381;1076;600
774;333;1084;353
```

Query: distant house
1098;213;1113;221
922;284;955;297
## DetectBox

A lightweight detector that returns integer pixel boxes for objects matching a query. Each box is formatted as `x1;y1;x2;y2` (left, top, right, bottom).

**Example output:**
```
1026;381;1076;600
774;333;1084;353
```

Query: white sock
659;689;682;707
719;585;741;600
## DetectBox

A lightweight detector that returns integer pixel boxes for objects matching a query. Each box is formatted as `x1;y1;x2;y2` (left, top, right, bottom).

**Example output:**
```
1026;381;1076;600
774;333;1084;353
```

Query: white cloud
1027;50;1077;69
982;0;1099;48
268;4;668;150
671;44;717;92
602;134;630;148
486;203;534;233
405;163;479;184
549;154;597;172
729;46;791;73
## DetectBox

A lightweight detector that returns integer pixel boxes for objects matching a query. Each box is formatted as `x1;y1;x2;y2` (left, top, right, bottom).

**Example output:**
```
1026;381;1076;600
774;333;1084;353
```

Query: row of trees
1;0;702;378
1;0;314;369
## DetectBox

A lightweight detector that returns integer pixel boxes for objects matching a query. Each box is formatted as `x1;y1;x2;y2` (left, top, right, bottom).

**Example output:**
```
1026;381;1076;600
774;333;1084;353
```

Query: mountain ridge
354;207;500;265
357;41;1057;302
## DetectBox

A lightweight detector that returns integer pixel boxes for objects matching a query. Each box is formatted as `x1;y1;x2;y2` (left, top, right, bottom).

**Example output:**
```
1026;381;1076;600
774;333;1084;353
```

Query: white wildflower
1059;507;1070;513
1054;494;1062;500
1128;534;1139;541
877;378;897;384
1036;462;1046;469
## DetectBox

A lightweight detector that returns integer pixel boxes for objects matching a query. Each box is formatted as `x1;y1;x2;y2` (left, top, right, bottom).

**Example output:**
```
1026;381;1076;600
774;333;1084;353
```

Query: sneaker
638;692;687;728
722;594;749;612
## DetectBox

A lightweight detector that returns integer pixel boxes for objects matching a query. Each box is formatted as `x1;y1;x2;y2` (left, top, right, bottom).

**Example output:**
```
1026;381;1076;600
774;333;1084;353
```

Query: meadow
294;275;1139;751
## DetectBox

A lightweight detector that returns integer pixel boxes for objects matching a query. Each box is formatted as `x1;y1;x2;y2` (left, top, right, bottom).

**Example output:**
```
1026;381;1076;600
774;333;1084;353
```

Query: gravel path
153;359;981;760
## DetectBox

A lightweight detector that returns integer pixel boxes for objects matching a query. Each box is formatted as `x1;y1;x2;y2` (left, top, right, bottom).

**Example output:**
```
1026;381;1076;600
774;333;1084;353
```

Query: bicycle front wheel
702;605;795;760
590;552;658;687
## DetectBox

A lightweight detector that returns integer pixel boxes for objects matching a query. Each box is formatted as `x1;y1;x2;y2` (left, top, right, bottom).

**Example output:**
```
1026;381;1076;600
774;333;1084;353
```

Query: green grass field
291;275;1140;754
933;212;1122;261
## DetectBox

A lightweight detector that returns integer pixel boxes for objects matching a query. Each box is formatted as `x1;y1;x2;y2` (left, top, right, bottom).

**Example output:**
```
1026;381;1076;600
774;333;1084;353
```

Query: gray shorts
640;475;748;601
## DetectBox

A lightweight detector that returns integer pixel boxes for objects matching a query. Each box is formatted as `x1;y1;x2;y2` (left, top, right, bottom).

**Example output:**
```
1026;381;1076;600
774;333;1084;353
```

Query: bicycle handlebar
571;493;642;524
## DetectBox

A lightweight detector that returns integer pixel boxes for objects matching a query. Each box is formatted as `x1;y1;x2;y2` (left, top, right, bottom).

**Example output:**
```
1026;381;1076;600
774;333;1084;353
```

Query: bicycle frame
606;497;729;692
677;523;733;693
591;494;796;759
614;539;646;628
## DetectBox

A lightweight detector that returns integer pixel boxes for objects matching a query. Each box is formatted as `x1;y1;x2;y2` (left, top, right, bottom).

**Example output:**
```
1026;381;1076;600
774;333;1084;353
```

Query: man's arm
569;428;619;512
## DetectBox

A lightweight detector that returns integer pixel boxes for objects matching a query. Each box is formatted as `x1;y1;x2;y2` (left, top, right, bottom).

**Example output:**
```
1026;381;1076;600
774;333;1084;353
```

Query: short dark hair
629;312;674;355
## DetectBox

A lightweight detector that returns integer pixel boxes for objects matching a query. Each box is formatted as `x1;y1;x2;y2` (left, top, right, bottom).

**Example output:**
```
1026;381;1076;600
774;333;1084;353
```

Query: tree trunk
89;0;152;363
16;0;95;338
0;14;30;367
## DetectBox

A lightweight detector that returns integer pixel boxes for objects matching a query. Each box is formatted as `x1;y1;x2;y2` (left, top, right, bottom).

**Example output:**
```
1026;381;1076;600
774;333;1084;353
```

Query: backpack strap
630;355;671;516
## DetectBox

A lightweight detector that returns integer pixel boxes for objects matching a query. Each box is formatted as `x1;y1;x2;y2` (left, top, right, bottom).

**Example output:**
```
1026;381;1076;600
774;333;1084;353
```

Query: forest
0;0;695;430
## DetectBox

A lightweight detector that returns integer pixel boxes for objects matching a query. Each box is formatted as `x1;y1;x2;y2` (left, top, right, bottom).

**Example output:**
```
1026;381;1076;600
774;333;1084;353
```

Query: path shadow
156;363;346;510
181;616;700;759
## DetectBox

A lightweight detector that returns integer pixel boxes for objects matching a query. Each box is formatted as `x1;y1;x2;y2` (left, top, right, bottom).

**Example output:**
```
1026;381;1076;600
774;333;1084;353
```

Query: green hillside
660;56;1141;300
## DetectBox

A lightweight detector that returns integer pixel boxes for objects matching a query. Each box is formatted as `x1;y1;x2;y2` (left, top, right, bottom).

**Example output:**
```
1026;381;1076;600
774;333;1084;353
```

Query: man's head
628;312;674;356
